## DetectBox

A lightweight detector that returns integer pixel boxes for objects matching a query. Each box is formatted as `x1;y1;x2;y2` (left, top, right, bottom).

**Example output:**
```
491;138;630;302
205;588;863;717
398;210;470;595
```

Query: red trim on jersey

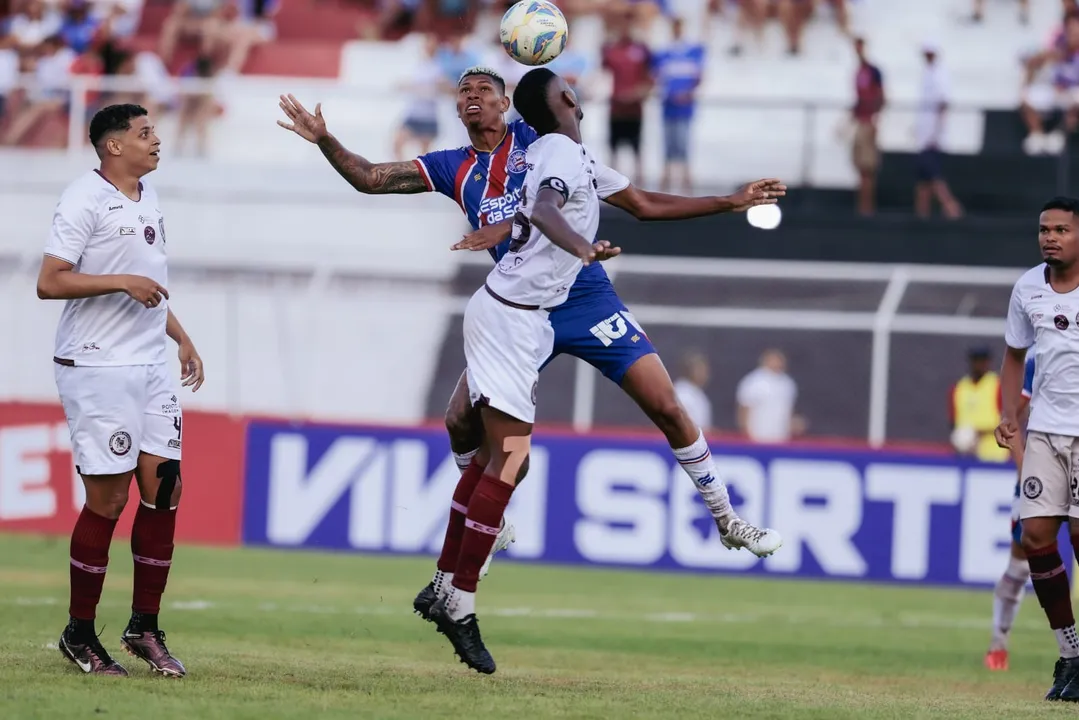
452;149;477;213
413;159;434;192
485;132;513;199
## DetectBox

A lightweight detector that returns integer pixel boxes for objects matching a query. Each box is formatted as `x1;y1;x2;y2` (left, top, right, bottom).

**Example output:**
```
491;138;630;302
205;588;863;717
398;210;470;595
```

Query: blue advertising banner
242;420;1072;587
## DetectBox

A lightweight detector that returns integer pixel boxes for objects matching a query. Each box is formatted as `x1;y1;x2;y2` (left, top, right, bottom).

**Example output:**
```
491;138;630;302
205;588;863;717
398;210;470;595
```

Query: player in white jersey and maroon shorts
426;68;629;674
36;104;205;678
997;196;1079;701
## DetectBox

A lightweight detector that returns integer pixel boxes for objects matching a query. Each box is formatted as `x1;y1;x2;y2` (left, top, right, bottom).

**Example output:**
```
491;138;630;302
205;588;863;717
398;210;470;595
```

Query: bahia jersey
414;118;617;299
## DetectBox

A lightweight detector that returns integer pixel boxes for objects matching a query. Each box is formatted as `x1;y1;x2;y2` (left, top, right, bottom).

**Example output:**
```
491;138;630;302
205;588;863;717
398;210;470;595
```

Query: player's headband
459;66;507;93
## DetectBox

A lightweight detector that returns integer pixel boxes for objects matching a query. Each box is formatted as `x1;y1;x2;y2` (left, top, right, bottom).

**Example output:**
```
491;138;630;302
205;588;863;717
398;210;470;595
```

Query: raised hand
277;94;328;144
727;178;788;212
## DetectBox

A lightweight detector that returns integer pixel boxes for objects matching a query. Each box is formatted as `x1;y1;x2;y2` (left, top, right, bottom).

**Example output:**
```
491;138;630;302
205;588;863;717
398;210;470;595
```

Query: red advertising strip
0;402;244;545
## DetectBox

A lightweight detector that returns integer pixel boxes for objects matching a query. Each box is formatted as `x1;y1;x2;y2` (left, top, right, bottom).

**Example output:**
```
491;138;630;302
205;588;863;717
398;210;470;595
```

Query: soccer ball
950;425;978;454
500;0;569;67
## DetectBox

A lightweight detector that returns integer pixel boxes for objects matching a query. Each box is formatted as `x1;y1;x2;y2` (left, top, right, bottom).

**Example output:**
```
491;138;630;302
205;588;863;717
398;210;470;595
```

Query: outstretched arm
277;94;426;195
604;178;786;221
317;135;427;194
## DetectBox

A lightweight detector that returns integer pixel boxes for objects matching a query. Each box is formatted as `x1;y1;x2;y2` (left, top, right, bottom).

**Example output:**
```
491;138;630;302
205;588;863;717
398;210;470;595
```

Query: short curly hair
88;104;148;155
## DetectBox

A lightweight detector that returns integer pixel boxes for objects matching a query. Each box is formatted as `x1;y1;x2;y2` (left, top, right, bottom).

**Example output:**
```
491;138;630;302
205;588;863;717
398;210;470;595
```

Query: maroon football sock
1028;542;1075;630
131;503;177;615
69;506;118;621
436;461;484;574
452;474;514;593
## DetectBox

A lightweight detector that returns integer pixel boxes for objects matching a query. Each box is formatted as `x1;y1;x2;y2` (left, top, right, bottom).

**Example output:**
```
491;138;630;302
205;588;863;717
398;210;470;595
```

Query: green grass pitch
0;532;1072;718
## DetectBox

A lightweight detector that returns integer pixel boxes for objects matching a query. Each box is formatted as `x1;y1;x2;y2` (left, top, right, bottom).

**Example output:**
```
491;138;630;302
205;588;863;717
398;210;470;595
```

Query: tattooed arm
277;93;426;195
316;134;427;195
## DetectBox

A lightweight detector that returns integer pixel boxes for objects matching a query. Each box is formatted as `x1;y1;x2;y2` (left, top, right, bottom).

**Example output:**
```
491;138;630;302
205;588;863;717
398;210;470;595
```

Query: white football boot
479;517;516;579
719;517;782;558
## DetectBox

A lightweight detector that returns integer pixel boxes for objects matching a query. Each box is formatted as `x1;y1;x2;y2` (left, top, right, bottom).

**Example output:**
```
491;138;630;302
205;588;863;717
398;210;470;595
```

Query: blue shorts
541;288;657;385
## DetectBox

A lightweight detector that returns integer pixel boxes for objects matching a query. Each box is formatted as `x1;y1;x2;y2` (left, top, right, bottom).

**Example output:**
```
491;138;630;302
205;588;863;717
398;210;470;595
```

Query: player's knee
90;484;130;519
1020;526;1054;555
445;403;479;449
153;459;182;510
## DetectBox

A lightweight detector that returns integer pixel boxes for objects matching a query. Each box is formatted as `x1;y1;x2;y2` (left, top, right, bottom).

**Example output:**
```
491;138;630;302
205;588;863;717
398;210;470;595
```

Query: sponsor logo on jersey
159;218;167;244
120;227;135;236
108;205;123;212
144;226;156;245
82;342;100;352
1055;314;1069;330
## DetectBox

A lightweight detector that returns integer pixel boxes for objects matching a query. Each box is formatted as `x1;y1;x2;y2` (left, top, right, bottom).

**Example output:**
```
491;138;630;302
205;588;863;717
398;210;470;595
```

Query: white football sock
990;556;1029;650
672;431;733;523
453;449;479;474
1057;625;1079;659
445;584;476;621
432;569;453;598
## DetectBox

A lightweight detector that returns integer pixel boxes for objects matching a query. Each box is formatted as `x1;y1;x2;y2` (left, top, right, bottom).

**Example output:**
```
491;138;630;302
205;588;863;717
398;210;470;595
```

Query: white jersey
485;133;627;308
44;170;169;367
1005;264;1079;437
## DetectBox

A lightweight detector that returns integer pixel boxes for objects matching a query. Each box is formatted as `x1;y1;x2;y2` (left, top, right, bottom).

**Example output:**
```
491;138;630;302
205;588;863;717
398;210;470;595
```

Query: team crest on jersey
508;148;528;174
1023;476;1043;499
109;431;132;456
144;226;156;245
1056;314;1069;330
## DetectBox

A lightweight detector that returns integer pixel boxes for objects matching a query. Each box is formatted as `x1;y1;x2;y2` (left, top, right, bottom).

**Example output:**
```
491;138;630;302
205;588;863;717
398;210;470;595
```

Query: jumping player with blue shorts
276;67;786;614
985;352;1036;672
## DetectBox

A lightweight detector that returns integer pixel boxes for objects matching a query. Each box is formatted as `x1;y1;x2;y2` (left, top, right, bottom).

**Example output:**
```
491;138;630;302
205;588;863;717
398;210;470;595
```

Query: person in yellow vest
950;346;1010;462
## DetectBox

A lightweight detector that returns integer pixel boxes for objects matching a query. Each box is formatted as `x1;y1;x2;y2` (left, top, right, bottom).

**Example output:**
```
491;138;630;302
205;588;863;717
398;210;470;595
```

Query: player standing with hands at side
997;196;1079;701
37;104;204;678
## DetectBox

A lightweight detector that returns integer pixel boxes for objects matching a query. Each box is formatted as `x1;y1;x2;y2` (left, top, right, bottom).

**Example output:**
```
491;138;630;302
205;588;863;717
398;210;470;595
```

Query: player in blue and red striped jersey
985;351;1036;671
277;67;785;620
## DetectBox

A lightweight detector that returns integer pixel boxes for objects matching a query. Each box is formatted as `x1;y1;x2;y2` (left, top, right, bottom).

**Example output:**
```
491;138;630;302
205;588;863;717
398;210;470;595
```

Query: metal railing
1;73;1054;191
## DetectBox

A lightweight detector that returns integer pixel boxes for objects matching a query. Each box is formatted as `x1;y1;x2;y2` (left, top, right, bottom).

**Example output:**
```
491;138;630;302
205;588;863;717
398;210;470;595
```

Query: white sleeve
531;137;588;201
593;160;630;200
1004;281;1035;349
43;189;95;265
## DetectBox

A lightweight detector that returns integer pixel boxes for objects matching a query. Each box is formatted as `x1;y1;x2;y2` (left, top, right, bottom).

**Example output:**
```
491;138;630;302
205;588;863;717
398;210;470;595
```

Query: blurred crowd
0;0;277;152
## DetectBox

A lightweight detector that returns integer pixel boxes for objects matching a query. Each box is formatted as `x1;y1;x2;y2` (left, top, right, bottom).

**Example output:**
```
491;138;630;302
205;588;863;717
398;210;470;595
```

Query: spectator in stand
652;17;704;193
394;34;445;160
365;0;423;40
674;350;712;432
8;0;62;54
728;0;766;57
90;0;143;40
176;53;215;157
850;36;883;216
736;349;804;444
436;34;479;85
59;0;100;55
2;32;74;145
602;8;652;185
160;0;220;66
779;0;849;55
1019;11;1079;156
970;0;1029;25
914;42;962;220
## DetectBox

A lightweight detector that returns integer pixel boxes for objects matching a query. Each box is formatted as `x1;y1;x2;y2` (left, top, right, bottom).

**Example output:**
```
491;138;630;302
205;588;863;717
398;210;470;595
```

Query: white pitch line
6;595;1037;636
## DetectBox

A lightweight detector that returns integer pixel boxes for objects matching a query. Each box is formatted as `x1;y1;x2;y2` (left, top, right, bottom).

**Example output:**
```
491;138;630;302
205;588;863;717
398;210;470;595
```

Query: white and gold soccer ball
500;0;569;67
